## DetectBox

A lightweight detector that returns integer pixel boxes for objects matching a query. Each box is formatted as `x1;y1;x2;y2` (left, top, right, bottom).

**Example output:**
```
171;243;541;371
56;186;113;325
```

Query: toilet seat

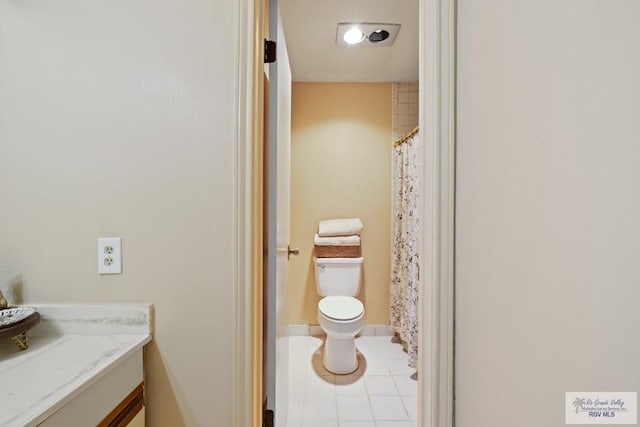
318;296;364;321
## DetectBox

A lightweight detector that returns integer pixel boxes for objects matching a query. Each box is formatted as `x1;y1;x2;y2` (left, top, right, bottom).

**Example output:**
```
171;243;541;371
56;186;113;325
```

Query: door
265;0;292;425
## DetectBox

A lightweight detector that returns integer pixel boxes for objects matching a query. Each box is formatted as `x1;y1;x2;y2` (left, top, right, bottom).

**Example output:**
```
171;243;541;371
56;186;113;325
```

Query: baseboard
286;324;394;337
286;325;310;336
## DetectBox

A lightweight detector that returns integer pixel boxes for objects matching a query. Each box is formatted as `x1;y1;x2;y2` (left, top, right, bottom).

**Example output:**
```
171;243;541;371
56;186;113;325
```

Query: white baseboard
286;325;310;336
374;325;394;336
287;324;394;337
360;325;376;336
309;325;323;337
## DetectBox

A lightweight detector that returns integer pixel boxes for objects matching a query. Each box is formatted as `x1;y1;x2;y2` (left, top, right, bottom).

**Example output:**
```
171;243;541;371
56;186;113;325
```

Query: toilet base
323;335;358;375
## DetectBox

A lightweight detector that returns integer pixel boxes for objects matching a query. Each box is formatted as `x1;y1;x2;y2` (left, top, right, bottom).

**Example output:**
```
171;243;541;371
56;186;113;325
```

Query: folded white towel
314;234;361;247
318;218;364;237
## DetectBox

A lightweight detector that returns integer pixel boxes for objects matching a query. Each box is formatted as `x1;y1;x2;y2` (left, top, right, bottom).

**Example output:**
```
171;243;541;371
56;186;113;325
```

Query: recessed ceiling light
336;23;401;47
343;27;365;45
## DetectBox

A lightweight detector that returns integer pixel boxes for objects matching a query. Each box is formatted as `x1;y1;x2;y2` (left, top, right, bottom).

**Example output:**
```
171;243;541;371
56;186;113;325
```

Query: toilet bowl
314;257;365;375
318;296;365;374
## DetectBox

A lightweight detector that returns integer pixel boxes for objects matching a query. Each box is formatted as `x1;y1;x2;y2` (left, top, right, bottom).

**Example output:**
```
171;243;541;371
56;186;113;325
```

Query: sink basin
0;307;37;328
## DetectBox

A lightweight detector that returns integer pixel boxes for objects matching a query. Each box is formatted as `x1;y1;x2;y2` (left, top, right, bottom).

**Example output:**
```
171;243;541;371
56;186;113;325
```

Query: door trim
419;0;456;426
233;0;457;425
232;0;264;427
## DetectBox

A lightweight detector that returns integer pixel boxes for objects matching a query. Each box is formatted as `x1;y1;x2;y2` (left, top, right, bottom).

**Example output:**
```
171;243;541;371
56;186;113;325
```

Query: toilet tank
314;257;363;297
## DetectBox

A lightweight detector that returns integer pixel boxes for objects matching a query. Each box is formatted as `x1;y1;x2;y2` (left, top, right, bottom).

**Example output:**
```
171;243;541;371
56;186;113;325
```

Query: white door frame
232;0;456;425
419;0;456;426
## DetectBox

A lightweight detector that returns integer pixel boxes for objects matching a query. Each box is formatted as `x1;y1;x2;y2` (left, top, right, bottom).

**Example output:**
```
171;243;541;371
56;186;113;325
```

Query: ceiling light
336;23;401;47
343;27;365;45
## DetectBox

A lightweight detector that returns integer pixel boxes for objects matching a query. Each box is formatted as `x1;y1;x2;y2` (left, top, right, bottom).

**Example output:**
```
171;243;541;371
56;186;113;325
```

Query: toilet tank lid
314;257;363;265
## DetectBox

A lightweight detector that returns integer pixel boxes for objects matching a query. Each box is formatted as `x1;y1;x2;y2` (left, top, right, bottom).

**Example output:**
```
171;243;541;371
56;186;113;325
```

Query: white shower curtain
390;131;420;369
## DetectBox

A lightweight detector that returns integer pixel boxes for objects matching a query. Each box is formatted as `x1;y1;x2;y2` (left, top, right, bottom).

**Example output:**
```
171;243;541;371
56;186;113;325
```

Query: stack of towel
314;218;364;258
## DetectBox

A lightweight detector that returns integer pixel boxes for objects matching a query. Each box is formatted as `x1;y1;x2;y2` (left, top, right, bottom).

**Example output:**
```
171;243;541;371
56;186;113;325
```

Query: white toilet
314;257;365;374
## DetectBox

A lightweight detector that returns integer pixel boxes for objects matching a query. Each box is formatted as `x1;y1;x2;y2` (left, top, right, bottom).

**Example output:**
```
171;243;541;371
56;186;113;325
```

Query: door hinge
264;39;277;63
263;409;274;427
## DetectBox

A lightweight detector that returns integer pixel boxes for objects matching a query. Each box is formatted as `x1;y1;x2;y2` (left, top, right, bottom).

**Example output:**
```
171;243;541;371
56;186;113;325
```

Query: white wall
0;1;241;425
455;1;640;426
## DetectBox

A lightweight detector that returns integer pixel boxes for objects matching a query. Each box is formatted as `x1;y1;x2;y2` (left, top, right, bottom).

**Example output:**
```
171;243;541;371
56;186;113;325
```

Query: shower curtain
390;131;420;369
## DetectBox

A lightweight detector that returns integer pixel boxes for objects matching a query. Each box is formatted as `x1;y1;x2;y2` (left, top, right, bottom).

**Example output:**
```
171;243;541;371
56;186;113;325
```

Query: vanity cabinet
1;304;151;427
124;408;145;427
98;383;145;427
39;349;145;427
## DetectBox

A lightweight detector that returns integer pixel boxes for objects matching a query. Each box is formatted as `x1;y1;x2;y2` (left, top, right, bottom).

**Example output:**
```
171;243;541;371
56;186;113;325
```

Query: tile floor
286;336;418;427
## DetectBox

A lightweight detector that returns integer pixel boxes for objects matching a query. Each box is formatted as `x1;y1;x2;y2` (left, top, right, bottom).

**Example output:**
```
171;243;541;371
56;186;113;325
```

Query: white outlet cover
98;237;122;275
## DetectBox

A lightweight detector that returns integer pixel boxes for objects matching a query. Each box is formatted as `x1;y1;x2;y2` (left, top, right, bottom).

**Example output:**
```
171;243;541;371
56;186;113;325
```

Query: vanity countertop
0;304;152;427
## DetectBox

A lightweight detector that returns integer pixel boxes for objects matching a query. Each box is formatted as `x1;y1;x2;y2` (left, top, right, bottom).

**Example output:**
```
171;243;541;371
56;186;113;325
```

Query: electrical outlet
98;237;122;274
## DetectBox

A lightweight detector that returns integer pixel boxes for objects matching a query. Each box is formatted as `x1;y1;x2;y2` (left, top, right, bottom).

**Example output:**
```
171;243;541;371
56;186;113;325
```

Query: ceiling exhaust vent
336;23;401;47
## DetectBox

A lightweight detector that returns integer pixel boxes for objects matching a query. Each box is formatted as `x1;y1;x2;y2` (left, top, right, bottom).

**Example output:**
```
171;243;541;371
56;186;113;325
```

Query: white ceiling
279;0;419;82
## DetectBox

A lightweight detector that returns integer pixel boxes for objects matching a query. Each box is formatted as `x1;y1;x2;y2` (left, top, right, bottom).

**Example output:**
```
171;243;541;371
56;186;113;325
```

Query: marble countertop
0;304;152;427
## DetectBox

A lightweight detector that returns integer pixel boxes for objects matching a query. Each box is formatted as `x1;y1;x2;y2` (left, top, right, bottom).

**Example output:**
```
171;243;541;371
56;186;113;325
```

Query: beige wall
0;1;240;425
289;83;392;325
455;1;640;426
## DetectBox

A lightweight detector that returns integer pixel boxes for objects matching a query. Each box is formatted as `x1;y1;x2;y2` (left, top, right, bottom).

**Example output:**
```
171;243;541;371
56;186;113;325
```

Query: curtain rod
393;125;420;148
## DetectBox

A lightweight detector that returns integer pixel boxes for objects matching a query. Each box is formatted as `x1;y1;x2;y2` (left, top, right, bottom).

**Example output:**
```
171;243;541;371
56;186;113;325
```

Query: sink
0;307;37;328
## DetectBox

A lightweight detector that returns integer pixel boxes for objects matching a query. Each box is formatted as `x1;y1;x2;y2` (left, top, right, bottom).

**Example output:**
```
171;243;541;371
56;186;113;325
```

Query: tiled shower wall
391;82;419;142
